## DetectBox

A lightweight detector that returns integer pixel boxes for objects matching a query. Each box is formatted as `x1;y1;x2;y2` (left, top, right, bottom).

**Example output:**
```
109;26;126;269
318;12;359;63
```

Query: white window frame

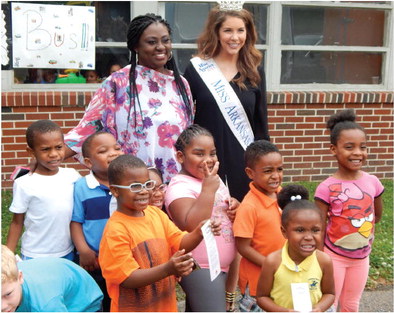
266;1;394;92
2;0;393;92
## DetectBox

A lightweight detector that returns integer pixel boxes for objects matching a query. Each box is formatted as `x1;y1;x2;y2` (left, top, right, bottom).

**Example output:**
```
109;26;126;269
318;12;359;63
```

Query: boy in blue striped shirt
71;131;123;312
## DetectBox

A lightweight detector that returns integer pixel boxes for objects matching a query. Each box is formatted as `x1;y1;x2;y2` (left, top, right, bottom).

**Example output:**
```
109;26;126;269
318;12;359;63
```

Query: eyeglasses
152;183;167;193
111;180;156;193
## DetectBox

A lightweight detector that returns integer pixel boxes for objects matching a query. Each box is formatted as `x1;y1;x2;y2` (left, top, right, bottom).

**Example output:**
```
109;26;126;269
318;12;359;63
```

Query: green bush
1;190;16;251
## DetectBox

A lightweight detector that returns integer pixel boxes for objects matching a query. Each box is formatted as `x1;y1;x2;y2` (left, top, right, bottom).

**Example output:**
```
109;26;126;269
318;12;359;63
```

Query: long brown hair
196;6;262;89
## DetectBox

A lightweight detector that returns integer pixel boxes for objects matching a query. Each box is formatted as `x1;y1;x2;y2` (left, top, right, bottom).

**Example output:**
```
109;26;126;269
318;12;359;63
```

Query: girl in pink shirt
165;124;239;311
314;109;384;312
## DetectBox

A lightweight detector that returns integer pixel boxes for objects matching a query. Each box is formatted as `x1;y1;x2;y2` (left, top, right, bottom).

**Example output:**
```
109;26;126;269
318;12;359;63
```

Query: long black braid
126;13;193;129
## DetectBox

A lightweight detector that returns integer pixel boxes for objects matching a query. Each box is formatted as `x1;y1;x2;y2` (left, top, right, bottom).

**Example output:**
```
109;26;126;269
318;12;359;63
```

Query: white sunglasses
111;180;156;193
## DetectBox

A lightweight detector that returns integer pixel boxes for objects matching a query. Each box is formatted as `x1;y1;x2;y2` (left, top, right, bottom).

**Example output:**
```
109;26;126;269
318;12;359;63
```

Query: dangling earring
168;51;173;61
134;50;138;63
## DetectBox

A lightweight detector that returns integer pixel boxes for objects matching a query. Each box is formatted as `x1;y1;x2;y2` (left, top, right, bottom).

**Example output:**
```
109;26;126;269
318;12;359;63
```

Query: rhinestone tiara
218;0;245;11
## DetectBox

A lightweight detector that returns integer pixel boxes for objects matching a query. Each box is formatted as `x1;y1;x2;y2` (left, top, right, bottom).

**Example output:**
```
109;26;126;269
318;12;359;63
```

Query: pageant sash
191;57;254;150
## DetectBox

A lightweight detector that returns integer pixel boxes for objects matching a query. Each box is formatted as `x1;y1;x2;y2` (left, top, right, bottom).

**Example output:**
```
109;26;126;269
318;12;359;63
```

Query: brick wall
1;91;393;190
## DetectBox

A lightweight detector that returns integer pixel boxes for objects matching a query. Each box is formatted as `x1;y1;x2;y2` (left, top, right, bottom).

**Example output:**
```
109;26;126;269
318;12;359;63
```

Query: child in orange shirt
233;140;286;311
98;154;220;312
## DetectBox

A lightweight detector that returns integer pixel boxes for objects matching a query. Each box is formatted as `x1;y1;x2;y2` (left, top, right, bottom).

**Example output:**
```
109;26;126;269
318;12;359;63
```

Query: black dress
184;62;270;202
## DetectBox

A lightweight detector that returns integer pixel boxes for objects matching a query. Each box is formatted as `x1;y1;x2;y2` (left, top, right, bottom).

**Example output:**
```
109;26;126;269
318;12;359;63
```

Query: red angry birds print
325;182;374;258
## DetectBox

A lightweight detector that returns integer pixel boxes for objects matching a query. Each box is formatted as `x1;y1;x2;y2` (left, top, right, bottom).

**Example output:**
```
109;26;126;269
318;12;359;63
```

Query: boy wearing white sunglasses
99;154;221;312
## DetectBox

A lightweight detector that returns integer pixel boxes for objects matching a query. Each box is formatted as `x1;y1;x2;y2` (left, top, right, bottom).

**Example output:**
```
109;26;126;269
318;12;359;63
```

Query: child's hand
79;248;99;272
226;197;240;222
196;218;222;236
201;161;220;193
168;249;194;277
210;218;221;236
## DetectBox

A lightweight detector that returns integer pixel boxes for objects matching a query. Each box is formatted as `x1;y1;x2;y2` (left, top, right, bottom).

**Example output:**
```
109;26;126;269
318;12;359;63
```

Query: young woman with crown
184;1;269;204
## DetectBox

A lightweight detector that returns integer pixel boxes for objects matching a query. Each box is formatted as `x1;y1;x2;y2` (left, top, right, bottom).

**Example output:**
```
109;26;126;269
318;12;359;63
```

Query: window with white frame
164;1;392;91
1;1;393;91
278;2;391;89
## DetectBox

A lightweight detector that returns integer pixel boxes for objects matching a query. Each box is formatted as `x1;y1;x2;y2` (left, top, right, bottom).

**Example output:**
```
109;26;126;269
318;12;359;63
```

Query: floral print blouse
65;65;194;182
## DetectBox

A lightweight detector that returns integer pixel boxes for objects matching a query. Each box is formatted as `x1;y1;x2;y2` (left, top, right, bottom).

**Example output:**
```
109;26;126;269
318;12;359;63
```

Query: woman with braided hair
64;13;193;183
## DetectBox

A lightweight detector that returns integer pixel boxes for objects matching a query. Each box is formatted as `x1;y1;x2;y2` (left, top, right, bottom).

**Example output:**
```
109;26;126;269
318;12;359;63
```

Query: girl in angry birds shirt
314;109;384;312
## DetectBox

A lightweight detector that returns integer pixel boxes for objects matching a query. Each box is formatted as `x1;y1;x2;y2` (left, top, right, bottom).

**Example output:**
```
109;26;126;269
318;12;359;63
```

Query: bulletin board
11;2;95;69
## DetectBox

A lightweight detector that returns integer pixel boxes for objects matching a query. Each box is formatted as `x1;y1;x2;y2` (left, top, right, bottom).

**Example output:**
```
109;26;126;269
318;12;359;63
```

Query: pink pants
325;248;370;312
